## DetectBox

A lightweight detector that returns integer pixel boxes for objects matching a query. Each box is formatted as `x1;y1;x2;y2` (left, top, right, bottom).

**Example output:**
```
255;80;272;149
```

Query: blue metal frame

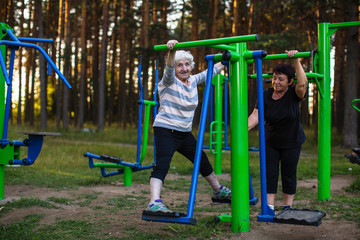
252;51;275;222
0;30;71;89
201;61;258;205
0;28;70;171
85;56;159;178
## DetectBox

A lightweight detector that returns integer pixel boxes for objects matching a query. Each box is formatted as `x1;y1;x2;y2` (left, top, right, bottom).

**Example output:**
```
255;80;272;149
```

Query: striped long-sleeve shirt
153;64;220;132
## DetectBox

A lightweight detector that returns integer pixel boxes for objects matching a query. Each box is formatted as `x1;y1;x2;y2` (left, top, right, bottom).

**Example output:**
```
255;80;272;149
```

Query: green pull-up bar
263;51;311;60
154;35;258;51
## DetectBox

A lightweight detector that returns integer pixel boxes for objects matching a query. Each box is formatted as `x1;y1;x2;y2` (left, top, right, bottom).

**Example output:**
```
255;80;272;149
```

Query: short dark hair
273;64;295;83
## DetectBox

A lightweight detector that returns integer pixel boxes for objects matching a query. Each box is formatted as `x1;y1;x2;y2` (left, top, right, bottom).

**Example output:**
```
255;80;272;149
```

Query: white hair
175;50;195;70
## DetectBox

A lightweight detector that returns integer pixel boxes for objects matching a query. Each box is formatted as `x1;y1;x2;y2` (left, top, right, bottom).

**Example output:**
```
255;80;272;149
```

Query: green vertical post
0;25;7;200
0;165;3;200
123;166;132;187
212;74;225;175
229;42;249;232
317;23;331;201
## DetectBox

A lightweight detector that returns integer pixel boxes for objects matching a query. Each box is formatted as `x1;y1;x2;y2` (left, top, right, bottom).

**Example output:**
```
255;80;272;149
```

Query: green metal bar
352;99;360;112
212;74;225;174
0;23;8;201
317;22;332;201
0;165;3;200
210;44;237;51
214;52;240;63
263;52;311;60
154;35;258;51
230;42;249;232
249;72;324;79
142;100;157;106
329;21;360;28
217;214;232;223
140;104;152;163
94;163;125;168
123;166;132;187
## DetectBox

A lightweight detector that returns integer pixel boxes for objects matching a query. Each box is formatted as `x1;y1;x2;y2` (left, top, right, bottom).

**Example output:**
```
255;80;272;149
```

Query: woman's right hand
167;40;178;50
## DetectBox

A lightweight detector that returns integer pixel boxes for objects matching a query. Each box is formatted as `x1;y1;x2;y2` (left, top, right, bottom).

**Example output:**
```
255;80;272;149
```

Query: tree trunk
17;0;25;126
334;30;346;134
343;0;359;147
62;0;71;129
30;51;36;126
72;16;79;126
118;0;127;127
141;0;150;101
57;0;64;128
38;0;47;130
91;0;100;125
78;0;87;129
108;0;119;126
98;0;109;131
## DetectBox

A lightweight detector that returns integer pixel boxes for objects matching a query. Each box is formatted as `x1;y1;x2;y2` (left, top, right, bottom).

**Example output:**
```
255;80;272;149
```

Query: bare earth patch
0;174;359;239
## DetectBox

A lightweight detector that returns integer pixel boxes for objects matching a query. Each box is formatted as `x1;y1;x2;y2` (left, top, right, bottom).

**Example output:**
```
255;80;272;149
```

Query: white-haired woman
144;40;231;214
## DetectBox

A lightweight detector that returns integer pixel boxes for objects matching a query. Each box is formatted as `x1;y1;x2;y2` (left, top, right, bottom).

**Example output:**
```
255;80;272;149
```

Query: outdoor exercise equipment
202;63;258;205
203;67;259;175
0;23;72;200
84;56;159;186
352;98;360;113
344;148;360;165
140;19;360;230
143;35;263;230
344;98;360;165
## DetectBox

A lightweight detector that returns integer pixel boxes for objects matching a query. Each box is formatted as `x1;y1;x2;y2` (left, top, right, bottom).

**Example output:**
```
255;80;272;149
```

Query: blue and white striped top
153;64;220;132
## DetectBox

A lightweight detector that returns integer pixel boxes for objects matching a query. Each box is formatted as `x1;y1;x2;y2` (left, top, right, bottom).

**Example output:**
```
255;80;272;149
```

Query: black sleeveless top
256;86;305;148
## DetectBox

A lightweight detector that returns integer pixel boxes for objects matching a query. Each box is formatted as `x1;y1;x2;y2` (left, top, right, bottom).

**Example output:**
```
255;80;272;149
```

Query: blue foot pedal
142;210;197;225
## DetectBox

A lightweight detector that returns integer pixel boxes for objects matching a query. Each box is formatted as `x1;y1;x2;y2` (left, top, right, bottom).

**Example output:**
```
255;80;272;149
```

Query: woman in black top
248;50;308;211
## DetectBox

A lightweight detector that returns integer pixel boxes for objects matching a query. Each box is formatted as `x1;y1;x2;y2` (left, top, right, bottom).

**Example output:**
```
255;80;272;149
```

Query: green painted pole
249;72;324;79
123;166;132;187
317;23;331;201
0;27;6;200
140;104;152;163
230;43;249;232
154;35;258;51
262;52;311;60
212;74;225;175
94;163;125;168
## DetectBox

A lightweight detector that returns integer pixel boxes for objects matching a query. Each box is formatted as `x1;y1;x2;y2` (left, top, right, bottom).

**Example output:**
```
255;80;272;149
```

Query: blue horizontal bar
0;40;71;89
17;37;54;43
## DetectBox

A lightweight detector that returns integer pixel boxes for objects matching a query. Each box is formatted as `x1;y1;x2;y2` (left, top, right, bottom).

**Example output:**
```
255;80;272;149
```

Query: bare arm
248;109;259;131
287;50;308;98
214;62;225;72
166;39;178;66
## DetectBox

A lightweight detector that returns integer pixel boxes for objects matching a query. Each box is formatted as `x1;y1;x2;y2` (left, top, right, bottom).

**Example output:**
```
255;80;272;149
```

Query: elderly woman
145;40;231;214
248;50;308;211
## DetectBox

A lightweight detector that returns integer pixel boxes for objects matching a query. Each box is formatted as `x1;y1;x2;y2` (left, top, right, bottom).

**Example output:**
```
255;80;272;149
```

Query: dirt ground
0;174;359;240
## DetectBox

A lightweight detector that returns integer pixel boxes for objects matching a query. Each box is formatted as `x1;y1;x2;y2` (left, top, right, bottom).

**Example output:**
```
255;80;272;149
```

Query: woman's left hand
286;50;299;58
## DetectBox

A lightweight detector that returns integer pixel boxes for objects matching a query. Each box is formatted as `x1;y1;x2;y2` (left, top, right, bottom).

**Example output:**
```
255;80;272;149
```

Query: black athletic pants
266;144;302;195
150;127;214;182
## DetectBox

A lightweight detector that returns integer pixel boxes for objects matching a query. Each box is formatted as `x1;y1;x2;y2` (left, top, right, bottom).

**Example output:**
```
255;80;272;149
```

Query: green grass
1;123;360;239
0;197;59;218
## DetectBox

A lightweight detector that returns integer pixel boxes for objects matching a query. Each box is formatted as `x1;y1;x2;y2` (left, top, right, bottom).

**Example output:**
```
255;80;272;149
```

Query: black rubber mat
142;210;186;217
274;208;326;226
211;197;231;203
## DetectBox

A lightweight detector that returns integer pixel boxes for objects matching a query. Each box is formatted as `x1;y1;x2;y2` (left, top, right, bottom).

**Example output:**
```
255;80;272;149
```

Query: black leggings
150;127;214;182
266;144;302;195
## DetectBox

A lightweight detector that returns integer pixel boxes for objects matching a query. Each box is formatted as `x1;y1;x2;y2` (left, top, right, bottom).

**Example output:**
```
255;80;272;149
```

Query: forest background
0;0;359;147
